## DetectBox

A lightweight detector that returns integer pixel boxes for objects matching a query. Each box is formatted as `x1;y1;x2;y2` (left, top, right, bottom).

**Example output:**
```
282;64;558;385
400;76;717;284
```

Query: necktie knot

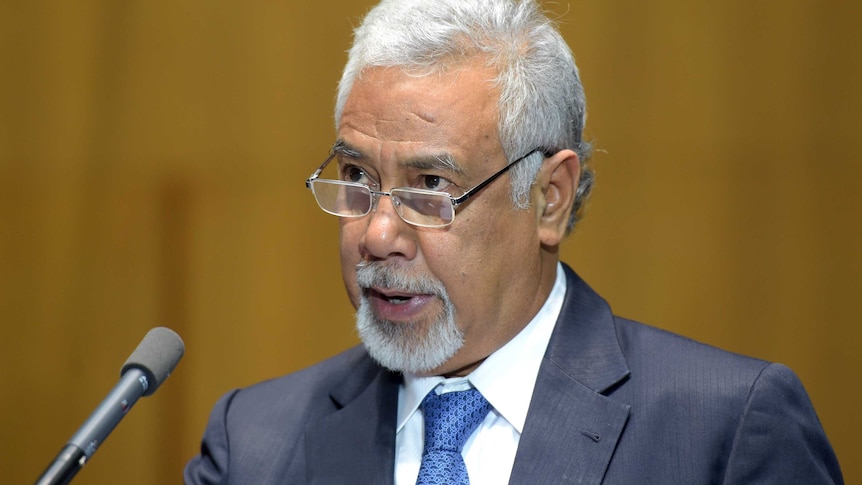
421;388;491;452
416;388;491;484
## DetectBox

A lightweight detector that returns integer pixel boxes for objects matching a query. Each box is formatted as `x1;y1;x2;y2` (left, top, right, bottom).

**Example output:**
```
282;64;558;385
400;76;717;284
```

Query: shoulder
184;345;386;484
611;316;778;411
614;316;769;375
203;344;383;452
607;318;842;483
224;344;377;420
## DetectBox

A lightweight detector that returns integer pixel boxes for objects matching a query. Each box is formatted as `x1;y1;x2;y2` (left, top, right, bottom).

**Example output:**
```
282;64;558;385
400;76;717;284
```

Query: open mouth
368;288;420;304
364;287;436;321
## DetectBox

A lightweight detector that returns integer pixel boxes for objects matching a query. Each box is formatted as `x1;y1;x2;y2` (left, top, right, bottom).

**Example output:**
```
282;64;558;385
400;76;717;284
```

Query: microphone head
120;327;185;396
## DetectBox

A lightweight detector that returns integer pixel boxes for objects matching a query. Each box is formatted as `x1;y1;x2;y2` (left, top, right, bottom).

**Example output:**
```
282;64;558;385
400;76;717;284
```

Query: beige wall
2;1;859;483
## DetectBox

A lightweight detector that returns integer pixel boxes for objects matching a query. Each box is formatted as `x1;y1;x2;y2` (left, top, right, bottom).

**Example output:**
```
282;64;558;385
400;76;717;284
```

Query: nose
360;193;417;262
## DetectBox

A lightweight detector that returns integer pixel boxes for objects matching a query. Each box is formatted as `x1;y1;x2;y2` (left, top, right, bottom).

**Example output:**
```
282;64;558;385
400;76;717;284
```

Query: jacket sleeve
184;389;241;485
722;363;843;484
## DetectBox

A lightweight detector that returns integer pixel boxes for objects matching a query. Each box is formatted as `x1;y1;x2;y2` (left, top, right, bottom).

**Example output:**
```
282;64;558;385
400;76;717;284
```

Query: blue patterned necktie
415;388;492;485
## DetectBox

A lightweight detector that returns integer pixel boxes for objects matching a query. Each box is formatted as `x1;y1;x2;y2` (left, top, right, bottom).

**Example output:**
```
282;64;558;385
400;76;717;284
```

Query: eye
419;174;453;191
342;165;370;184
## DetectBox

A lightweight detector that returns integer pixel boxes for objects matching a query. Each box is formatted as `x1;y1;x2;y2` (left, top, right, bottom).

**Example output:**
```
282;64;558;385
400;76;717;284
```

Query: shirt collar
397;263;567;433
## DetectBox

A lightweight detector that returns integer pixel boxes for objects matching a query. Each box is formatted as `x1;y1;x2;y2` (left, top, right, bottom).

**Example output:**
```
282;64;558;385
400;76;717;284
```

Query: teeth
388;296;410;304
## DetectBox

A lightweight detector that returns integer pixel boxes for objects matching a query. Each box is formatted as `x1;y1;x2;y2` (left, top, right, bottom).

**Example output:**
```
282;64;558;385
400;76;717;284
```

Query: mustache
355;261;447;297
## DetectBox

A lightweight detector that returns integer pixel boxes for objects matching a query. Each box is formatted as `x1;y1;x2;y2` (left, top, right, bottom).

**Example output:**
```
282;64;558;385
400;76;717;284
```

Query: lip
365;287;437;322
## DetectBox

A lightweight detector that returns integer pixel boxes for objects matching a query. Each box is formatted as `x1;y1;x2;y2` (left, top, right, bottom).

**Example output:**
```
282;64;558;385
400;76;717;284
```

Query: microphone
35;327;185;485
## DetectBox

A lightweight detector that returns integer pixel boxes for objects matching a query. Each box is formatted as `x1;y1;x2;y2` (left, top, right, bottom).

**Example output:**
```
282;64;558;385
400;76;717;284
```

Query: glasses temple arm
451;149;545;206
306;152;337;188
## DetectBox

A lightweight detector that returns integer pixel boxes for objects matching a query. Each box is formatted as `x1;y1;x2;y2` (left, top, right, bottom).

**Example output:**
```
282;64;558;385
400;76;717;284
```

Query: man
185;0;843;483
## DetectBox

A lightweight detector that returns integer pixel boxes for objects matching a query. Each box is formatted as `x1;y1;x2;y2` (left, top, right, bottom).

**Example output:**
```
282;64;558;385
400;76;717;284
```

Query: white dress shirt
394;263;567;485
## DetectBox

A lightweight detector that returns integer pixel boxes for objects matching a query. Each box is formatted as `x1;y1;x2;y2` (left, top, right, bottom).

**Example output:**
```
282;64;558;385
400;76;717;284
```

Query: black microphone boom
35;327;185;485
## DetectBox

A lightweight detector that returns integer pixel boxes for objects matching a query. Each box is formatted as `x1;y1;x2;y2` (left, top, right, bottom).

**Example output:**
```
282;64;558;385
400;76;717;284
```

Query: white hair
335;0;593;231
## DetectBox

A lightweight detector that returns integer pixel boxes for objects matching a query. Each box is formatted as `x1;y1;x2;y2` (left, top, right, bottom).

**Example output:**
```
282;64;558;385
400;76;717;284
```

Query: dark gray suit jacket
184;264;843;484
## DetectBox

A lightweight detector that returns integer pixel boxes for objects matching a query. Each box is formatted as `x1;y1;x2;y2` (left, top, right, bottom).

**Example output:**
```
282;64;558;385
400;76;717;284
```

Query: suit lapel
510;265;631;484
305;362;401;485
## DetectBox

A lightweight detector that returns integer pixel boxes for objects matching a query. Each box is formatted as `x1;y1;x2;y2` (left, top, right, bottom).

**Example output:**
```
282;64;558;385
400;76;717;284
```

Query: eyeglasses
305;147;545;228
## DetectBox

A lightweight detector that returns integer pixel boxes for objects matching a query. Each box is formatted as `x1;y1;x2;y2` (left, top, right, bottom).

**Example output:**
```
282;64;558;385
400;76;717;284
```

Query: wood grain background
2;1;859;483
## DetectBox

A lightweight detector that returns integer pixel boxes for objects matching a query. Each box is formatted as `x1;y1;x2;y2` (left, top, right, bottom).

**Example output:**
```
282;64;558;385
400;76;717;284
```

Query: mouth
370;287;420;303
364;287;437;322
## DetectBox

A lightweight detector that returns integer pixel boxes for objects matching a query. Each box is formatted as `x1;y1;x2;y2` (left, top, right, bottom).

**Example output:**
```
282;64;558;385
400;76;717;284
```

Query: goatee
354;262;463;374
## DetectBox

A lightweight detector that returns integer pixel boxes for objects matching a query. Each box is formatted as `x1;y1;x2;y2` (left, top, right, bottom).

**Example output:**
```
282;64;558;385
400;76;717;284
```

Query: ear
533;149;580;247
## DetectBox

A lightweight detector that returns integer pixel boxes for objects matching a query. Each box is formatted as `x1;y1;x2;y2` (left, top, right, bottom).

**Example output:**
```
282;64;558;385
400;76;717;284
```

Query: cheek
440;205;536;290
339;222;362;308
422;228;490;300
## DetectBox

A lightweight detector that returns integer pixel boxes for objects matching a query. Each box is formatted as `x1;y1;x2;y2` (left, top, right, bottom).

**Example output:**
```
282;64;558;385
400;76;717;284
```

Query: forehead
336;63;504;170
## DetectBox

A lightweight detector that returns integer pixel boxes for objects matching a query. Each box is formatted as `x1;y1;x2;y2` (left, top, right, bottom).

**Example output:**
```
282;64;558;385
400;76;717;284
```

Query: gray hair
336;0;593;232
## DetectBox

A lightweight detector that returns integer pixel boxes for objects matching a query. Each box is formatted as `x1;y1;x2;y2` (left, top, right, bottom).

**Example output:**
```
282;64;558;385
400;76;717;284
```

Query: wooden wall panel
1;1;858;483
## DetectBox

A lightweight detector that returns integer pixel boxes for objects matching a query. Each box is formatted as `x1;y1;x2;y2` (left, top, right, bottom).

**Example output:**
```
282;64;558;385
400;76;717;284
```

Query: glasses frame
305;146;548;228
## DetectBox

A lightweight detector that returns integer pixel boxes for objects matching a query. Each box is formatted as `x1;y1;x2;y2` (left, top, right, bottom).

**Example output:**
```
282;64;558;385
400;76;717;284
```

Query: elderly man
185;0;842;483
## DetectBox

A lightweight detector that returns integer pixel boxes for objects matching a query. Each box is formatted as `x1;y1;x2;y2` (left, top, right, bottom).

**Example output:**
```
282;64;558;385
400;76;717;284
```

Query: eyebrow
332;140;468;176
332;140;363;159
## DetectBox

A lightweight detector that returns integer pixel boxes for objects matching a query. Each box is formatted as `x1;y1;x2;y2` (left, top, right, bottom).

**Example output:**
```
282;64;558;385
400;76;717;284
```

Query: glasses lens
392;189;454;227
311;180;372;217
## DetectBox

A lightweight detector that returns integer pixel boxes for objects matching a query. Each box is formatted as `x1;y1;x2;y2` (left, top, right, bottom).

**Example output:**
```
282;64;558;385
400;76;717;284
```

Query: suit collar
546;263;631;393
509;263;632;484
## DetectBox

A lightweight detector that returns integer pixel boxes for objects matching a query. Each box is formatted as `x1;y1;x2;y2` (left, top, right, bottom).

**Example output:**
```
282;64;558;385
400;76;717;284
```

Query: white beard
354;262;463;374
